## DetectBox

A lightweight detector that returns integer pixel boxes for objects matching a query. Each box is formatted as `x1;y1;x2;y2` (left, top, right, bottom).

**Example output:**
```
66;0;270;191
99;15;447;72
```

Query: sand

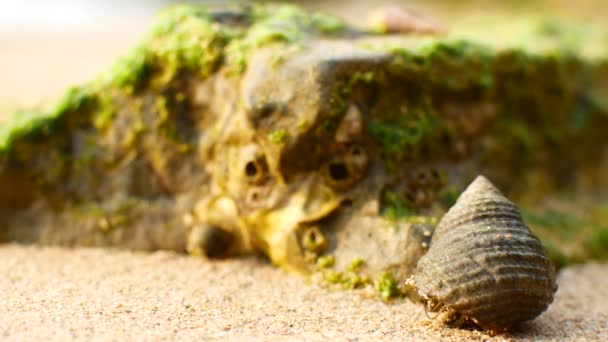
1;244;607;341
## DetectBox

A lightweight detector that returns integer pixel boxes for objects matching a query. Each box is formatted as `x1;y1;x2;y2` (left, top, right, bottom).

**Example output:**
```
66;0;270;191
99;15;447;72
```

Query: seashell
367;5;446;35
405;175;557;332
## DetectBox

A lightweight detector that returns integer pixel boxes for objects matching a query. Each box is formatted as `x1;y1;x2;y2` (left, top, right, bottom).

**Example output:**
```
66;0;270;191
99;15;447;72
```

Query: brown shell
406;176;557;331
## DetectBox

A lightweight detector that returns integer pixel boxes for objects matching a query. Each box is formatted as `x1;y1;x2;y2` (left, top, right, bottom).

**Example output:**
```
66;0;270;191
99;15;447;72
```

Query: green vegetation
438;187;460;209
0;2;607;270
317;256;369;290
322;269;369;290
315;255;335;269
382;190;412;221
226;4;346;73
317;259;405;301
367;116;433;166
268;129;289;144
346;257;364;272
0;85;96;155
3;3;607;165
522;205;608;268
374;272;402;302
0;3;347;158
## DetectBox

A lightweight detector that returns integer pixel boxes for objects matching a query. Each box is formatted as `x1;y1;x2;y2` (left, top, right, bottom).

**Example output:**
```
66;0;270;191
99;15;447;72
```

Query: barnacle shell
406;176;557;331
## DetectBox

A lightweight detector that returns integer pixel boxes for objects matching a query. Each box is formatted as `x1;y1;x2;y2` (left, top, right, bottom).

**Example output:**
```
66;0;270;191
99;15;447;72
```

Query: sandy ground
1;244;607;341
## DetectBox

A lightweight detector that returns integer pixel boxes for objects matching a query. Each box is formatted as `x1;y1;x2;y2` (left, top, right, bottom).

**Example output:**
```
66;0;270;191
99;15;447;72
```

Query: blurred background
1;0;607;117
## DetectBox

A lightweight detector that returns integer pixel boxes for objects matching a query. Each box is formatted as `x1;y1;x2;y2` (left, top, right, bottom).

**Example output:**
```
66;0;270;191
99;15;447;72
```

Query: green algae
105;5;231;90
0;3;349;157
585;226;608;260
367;116;434;166
374;272;402;302
225;4;346;73
0;85;97;156
268;129;289;144
91;92;117;131
315;255;335;269
2;3;606;160
346;257;364;272
319;257;370;290
353;42;494;170
382;190;413;221
0;3;605;180
316;256;371;290
362;42;608;180
0;3;607;270
438;187;459;209
107;46;151;92
321;269;369;290
356;21;608;172
146;6;228;81
316;260;404;301
522;206;608;268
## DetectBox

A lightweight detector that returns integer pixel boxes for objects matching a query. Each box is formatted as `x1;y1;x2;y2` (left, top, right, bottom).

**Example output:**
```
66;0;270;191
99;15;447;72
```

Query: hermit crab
405;176;557;331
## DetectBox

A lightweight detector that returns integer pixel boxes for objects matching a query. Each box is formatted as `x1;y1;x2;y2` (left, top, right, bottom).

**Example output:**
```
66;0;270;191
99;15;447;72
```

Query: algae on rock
0;3;607;286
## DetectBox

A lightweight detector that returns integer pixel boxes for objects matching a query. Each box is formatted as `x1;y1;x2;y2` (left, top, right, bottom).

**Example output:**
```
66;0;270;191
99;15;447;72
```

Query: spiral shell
406;176;557;331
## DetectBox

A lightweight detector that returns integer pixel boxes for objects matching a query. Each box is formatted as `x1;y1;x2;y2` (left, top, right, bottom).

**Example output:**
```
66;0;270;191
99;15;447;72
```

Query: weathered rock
0;4;607;288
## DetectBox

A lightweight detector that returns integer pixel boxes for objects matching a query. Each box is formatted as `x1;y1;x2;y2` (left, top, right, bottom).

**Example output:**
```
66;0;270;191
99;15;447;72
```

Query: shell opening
328;162;350;181
245;161;258;178
300;226;328;254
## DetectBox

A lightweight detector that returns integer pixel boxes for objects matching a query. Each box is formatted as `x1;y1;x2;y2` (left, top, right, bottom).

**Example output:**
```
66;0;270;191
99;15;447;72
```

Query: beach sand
1;245;607;341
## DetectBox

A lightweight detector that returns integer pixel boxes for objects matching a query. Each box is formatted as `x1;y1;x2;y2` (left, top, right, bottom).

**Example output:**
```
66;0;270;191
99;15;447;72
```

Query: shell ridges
407;175;557;331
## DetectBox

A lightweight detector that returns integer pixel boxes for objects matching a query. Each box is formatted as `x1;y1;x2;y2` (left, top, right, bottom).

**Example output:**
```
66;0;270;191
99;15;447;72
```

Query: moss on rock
0;3;607;273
